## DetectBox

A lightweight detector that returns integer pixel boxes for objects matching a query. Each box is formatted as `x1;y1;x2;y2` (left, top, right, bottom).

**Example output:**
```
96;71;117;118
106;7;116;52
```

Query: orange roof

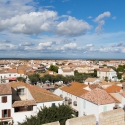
10;82;63;103
81;88;116;105
85;78;98;82
0;83;12;95
105;85;122;93
119;92;125;98
7;69;17;73
97;68;112;72
17;69;26;74
12;100;36;107
61;82;88;97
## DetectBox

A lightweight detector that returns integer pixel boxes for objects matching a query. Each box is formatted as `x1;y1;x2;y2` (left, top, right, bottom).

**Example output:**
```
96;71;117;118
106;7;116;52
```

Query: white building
0;82;63;124
0;69;27;83
79;88;120;120
58;67;74;76
54;82;89;114
97;68;117;81
0;84;12;124
54;82;121;121
84;78;100;85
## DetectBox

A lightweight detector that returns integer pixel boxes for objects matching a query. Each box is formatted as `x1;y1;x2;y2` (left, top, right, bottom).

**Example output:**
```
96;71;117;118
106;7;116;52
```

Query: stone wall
99;108;124;125
66;115;96;125
42;108;125;125
42;121;60;125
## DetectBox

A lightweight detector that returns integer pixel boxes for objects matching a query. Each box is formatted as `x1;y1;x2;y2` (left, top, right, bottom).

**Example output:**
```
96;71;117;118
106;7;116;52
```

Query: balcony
73;101;77;106
64;97;68;101
14;106;33;112
68;98;72;105
60;94;63;98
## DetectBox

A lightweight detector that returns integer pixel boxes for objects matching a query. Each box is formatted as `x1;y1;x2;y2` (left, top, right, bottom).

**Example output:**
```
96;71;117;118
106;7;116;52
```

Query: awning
9;77;16;80
12;100;36;107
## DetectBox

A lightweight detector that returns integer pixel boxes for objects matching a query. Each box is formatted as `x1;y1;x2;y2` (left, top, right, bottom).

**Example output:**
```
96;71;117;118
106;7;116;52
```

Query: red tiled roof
61;82;88;97
81;88;116;105
12;100;36;107
10;82;63;103
0;83;12;95
85;78;98;82
104;85;122;93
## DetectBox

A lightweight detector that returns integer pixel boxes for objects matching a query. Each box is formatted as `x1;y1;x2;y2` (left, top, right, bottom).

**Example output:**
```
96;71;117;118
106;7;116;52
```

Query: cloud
56;16;91;37
3;40;11;43
111;42;125;47
67;11;71;15
112;16;116;20
35;41;57;51
61;43;77;50
0;11;58;34
88;16;92;19
0;9;91;37
62;0;70;2
0;43;15;51
43;6;55;9
0;0;36;19
19;42;34;46
94;11;111;34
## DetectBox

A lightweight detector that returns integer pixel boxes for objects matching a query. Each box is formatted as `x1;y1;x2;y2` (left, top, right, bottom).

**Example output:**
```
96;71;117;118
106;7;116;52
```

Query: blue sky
0;0;125;59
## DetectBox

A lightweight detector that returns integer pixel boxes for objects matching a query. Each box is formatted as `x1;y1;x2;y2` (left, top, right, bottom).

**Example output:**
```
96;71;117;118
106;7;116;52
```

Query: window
51;103;55;107
2;96;7;103
2;109;11;118
103;106;107;112
17;88;25;95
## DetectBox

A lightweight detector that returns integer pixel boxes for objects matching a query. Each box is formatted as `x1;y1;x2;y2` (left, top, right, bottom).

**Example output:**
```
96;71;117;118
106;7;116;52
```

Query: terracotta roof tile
104;85;122;93
12;100;36;107
0;83;12;95
85;78;98;82
61;82;88;97
81;88;116;105
120;92;125;98
97;68;112;72
10;82;63;103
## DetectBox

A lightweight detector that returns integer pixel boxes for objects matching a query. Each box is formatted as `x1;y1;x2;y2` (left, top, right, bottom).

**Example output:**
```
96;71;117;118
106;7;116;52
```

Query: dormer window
17;88;25;95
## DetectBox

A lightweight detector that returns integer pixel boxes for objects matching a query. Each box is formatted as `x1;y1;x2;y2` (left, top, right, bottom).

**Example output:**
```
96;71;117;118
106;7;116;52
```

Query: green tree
49;65;59;73
19;104;75;125
28;73;40;84
17;77;26;82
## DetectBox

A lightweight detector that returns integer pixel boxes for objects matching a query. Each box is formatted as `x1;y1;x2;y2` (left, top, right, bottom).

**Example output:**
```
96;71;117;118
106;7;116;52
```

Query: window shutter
8;109;11;117
2;97;4;103
2;96;7;103
5;96;7;102
2;110;4;118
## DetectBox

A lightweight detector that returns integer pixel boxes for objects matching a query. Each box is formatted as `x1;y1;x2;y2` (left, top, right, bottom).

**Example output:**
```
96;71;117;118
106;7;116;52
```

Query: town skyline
0;0;125;58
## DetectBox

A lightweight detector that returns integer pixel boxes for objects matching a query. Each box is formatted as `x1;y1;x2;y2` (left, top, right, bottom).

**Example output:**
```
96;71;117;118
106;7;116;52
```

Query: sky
0;0;125;59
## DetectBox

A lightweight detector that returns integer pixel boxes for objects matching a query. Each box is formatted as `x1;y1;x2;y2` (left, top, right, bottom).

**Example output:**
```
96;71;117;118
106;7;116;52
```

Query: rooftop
81;88;116;105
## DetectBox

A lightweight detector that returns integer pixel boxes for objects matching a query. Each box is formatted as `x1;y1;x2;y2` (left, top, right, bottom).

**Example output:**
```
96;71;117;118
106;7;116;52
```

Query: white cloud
56;16;91;37
94;11;111;34
112;16;116;20
67;11;71;15
61;43;77;50
0;8;91;37
0;11;58;34
19;42;34;46
88;16;92;19
0;43;15;51
0;0;36;19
